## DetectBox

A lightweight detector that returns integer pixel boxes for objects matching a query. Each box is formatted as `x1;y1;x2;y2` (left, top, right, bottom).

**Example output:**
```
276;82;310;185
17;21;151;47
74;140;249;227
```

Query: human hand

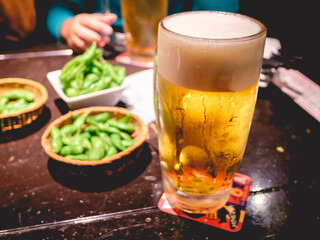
60;13;117;53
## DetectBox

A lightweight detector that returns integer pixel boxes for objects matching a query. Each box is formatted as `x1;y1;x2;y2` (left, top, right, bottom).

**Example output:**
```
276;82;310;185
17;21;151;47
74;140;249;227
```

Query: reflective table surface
0;43;318;239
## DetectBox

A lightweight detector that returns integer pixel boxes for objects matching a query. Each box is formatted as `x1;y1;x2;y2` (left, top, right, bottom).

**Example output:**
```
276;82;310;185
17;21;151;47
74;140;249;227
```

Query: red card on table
158;173;251;232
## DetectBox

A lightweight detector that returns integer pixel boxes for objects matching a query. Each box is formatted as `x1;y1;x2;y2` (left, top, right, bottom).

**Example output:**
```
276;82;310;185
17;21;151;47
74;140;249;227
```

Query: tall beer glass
121;0;168;62
154;11;266;213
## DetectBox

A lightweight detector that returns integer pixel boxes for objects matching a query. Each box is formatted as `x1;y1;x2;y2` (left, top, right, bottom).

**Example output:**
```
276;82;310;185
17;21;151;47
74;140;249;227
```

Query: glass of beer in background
121;0;168;62
154;11;266;213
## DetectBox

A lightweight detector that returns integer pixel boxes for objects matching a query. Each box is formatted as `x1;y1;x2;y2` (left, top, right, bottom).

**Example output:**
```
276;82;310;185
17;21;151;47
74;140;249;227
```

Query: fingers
80;13;115;36
98;36;111;48
61;13;117;53
103;13;118;25
68;35;87;53
94;13;118;24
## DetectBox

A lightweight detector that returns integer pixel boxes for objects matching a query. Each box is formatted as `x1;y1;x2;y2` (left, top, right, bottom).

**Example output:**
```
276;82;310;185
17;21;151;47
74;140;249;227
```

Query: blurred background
239;0;317;83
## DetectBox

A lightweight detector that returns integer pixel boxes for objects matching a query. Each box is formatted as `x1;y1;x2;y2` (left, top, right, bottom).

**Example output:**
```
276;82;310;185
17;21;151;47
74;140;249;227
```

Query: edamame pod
89;112;110;123
108;119;135;133
65;154;89;161
2;90;34;102
104;145;117;158
118;113;132;124
87;136;105;160
83;73;99;89
60;145;84;156
110;133;126;151
60;124;77;137
50;126;63;153
73;112;89;134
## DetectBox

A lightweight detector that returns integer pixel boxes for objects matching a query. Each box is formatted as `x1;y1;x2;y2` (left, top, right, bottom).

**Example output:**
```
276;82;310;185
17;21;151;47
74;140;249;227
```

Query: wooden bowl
41;106;149;174
0;78;48;132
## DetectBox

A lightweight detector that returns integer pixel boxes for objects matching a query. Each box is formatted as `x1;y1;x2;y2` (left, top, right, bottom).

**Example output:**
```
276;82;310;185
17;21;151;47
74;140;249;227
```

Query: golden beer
121;0;168;62
154;12;266;213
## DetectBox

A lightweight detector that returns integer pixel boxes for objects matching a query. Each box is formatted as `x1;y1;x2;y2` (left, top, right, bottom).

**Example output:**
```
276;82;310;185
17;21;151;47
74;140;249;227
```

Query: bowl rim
46;70;129;104
41;106;149;166
0;78;48;119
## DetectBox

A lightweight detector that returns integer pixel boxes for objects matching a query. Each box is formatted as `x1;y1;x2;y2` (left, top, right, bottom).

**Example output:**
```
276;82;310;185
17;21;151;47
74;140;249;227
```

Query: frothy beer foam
163;12;261;39
157;12;266;92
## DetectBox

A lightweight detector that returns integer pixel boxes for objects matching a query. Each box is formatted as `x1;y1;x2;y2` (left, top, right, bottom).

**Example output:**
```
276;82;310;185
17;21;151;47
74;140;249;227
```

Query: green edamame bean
60;145;84;156
86;117;120;134
101;61;113;73
3;99;29;113
73;112;89;134
1;103;15;113
51;139;63;154
0;96;9;107
60;53;86;83
87;136;105;160
80;138;92;151
69;78;81;90
2;90;34;102
51;126;63;153
83;73;100;89
93;76;112;91
89;112;110;123
62;136;77;146
60;145;72;156
65;154;89;161
111;66;126;85
70;62;86;82
104;144;117;158
93;48;102;59
62;132;91;145
108;119;135;133
118;131;133;141
60;42;96;88
92;59;103;72
118;113;132;124
121;139;138;148
65;87;78;98
81;42;98;63
101;124;121;134
78;132;91;139
71;114;80;120
83;125;100;135
60;42;126;98
98;132;112;147
110;133;126;151
51;126;62;139
80;81;98;95
60;124;77;137
109;81;119;88
91;67;101;75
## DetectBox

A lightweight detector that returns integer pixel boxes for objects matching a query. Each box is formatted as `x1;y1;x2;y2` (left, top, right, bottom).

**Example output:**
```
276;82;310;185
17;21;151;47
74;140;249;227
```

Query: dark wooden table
0;43;318;239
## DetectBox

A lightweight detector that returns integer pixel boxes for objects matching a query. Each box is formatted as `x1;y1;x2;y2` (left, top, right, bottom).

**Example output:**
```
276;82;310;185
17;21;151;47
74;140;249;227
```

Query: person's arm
46;0;117;53
46;1;76;41
60;13;116;53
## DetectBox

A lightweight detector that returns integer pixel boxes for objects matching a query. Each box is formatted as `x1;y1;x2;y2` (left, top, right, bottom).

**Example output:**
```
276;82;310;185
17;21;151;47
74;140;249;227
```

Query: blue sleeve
169;0;239;14
109;0;122;29
46;1;82;41
192;0;239;12
47;0;123;40
95;0;122;30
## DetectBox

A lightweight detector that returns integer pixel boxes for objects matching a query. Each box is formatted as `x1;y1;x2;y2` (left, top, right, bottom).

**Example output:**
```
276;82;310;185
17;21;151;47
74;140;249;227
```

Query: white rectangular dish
47;70;129;110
